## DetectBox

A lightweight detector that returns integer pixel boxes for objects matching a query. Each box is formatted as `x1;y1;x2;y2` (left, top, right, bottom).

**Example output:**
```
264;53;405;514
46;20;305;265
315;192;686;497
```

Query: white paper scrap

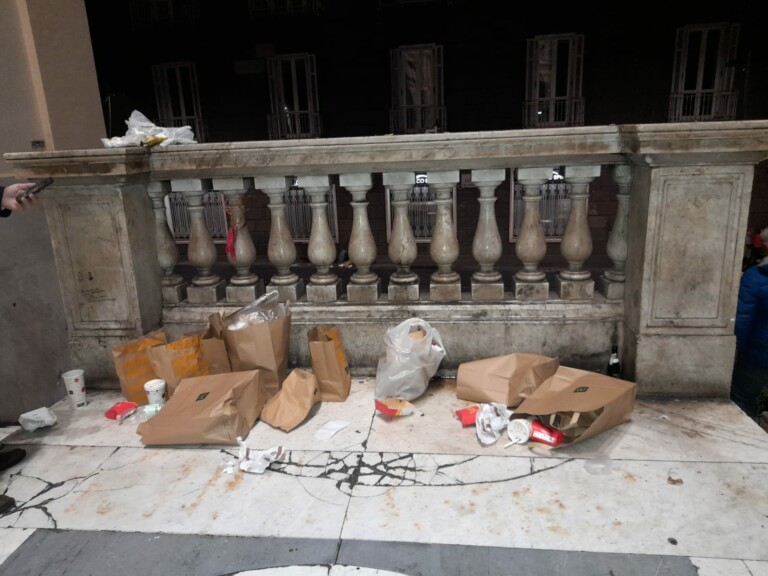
237;437;284;474
314;420;351;441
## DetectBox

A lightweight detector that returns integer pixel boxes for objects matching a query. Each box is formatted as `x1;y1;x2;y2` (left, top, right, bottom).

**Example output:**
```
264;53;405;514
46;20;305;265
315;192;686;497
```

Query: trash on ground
19;407;57;431
375;398;418;417
104;401;138;422
504;416;534;446
314;420;351;441
475;403;513;445
374;317;446;402
454;405;479;427
260;369;320;432
237;437;284;474
101;110;197;148
308;324;351;402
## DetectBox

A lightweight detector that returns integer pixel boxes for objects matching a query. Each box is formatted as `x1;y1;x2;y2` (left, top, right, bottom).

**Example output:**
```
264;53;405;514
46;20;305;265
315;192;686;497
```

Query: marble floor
1;377;767;576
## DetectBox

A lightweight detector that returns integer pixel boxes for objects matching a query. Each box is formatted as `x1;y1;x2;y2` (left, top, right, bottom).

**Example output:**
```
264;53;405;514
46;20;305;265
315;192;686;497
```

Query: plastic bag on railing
101;110;197;148
374;318;446;401
226;291;289;331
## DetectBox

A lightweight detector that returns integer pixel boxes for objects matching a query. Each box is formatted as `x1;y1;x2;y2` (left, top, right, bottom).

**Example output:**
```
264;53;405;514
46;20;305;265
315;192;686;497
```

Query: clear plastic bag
101;110;197;148
374;318;446;401
226;291;288;331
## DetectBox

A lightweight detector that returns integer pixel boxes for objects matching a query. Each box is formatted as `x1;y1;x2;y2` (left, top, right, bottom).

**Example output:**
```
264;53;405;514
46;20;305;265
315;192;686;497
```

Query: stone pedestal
267;280;306;303
598;275;624;300
187;280;226;304
514;280;549;300
471;281;504;301
430;281;461;302
388;283;420;302
554;276;594;300
347;280;381;303
162;281;188;304
307;280;342;303
226;279;265;304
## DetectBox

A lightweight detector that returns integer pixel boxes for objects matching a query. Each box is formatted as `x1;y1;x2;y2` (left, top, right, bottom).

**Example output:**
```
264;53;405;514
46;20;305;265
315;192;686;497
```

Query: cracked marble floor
1;377;767;576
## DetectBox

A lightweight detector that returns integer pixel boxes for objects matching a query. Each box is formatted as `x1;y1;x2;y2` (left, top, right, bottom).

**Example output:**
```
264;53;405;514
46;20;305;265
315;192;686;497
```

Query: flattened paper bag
456;353;559;407
111;329;166;405
515;366;637;448
137;370;266;446
260;369;321;432
308;324;351;402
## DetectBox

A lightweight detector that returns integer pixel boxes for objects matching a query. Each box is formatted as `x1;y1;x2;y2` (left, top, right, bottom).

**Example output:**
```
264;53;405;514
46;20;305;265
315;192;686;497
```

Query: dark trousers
730;353;768;417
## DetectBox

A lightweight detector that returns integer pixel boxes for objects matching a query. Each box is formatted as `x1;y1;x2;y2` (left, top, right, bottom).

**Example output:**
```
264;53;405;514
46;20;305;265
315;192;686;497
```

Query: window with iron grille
390;44;446;134
152;61;207;142
385;173;456;243
283;183;339;243
523;34;584;128
509;173;572;243
164;191;228;243
267;54;322;139
668;23;739;122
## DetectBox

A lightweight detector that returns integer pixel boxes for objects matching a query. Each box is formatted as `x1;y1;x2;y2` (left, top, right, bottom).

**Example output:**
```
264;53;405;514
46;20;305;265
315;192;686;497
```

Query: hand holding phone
16;177;53;202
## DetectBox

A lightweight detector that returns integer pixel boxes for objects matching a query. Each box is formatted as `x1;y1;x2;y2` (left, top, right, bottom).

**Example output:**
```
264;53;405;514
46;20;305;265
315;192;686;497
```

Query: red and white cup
62;369;87;408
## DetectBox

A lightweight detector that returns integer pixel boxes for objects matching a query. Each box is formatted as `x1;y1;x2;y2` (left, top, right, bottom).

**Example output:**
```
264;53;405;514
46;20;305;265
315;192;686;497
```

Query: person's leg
730;354;766;417
0;494;15;514
0;448;26;471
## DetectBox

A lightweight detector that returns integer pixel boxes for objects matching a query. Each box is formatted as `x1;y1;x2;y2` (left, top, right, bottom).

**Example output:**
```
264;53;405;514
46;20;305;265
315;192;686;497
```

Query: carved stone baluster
175;179;226;304
555;165;602;300
214;177;264;303
384;172;419;302
428;170;461;302
255;175;305;303
599;164;632;300
513;167;553;300
303;175;341;302
470;169;506;301
341;173;380;302
147;181;188;304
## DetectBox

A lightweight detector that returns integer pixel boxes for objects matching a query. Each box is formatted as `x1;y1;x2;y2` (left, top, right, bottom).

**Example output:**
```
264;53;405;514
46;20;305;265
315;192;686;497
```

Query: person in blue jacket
731;226;768;417
0;181;35;514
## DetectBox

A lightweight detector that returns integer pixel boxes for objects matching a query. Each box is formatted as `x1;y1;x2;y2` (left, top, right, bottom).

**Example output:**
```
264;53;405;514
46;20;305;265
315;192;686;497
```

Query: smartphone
16;177;54;201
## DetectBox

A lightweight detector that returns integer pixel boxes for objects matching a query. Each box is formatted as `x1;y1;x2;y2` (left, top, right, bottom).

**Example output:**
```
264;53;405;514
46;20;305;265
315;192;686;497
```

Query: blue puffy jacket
734;261;768;368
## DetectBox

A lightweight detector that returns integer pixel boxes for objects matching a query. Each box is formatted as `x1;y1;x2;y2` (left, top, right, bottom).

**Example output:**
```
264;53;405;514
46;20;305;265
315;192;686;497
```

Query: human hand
1;183;37;212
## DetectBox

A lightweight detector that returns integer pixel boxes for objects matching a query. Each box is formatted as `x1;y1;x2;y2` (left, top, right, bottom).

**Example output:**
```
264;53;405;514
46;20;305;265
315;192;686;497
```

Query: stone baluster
513;167;553;300
555;165;602;299
214;177;264;303
384;171;419;301
428;170;461;302
147;181;188;304
302;175;341;302
598;164;631;299
255;175;305;303
340;173;380;302
174;179;226;303
470;169;506;301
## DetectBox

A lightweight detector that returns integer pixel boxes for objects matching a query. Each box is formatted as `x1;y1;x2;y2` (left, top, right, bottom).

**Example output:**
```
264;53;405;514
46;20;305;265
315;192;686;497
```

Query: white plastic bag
19;407;57;431
374;318;446;401
101;110;197;148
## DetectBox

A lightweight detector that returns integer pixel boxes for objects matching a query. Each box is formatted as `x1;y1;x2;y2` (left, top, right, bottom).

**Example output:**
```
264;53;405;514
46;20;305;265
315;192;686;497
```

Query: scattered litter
314;420;350;441
667;537;678;545
375;398;418;417
476;403;513;445
454;405;479;427
237;437;284;474
504;417;534;447
667;476;684;485
101;110;197;148
18;407;57;431
221;460;236;475
104;401;138;422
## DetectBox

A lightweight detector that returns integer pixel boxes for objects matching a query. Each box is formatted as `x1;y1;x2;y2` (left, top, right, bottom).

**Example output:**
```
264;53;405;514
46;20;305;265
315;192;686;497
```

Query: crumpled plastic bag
237;437;284;474
19;407;57;431
374;318;446;401
226;291;289;331
101;110;197;148
475;403;513;445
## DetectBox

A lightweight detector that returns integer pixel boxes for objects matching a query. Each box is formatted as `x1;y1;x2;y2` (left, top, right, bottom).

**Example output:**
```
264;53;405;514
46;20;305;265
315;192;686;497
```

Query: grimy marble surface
1;377;766;575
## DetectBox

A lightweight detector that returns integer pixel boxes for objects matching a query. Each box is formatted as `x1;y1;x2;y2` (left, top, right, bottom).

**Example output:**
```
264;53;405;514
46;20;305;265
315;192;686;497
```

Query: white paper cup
144;379;166;406
507;417;533;444
62;369;87;408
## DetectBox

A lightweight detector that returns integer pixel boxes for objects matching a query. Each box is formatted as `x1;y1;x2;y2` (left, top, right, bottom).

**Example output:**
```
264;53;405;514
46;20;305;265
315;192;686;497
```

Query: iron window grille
509;175;573;243
385;173;457;243
165;191;228;243
152;61;207;143
283;182;339;243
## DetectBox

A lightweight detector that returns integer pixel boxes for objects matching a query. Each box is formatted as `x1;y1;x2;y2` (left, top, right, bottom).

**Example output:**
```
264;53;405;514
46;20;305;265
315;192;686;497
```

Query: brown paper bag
515;366;637;447
456;353;559;407
220;310;291;400
147;333;205;399
136;370;267;446
260;369;320;432
111;328;167;404
308;324;351;402
201;313;231;375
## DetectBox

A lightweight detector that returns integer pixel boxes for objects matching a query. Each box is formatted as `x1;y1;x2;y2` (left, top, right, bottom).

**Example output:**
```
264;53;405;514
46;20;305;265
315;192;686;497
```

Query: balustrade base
162;281;188;304
430;281;462;302
226;280;265;304
267;280;306;303
388;283;420;302
513;280;549;300
598;275;625;300
471;281;505;302
306;280;342;303
187;280;226;304
555;276;595;300
347;280;381;303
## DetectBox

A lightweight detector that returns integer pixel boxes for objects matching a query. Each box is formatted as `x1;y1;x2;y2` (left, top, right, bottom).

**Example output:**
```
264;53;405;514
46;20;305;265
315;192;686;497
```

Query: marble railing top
5;121;768;182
